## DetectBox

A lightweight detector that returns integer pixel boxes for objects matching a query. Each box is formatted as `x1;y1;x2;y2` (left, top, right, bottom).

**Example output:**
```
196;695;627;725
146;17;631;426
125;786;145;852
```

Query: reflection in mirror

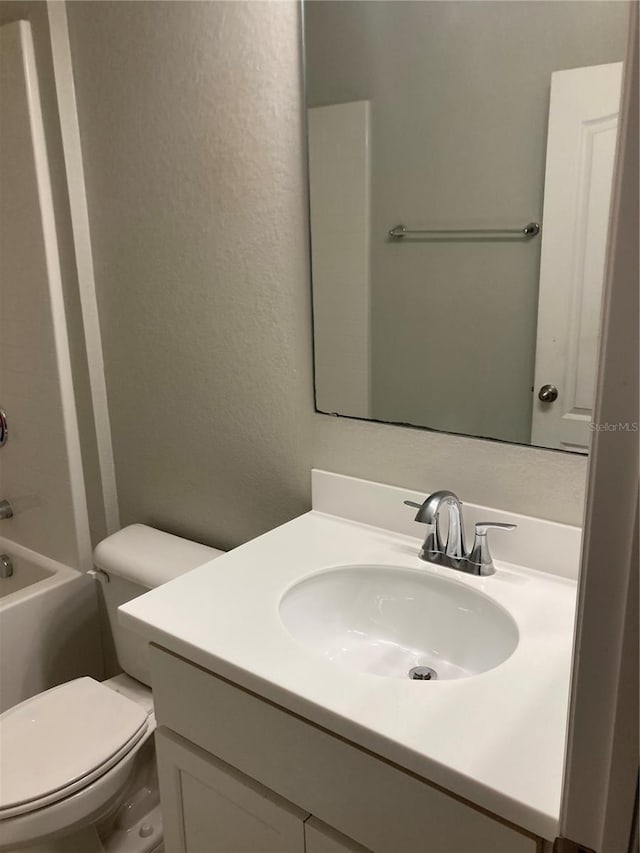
304;1;628;453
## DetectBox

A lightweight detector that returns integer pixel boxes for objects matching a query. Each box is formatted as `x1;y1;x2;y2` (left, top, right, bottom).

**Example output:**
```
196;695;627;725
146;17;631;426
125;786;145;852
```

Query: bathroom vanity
120;471;580;853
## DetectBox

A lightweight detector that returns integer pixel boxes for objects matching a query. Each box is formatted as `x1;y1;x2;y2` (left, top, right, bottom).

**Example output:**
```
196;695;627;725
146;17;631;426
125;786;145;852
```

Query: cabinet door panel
156;727;308;853
305;817;371;853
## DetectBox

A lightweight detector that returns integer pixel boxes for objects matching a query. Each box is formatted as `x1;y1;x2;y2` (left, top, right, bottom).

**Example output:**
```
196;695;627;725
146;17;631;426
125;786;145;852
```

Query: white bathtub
0;537;103;712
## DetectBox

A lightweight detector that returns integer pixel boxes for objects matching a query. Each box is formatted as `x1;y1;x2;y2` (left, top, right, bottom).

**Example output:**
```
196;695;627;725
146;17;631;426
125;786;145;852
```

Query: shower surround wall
66;0;591;552
0;0;112;547
0;18;103;707
0;19;89;568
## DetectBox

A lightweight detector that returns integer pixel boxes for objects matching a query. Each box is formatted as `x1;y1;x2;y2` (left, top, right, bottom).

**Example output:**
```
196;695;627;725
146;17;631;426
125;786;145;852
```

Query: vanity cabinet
150;646;541;853
156;727;372;853
155;728;308;853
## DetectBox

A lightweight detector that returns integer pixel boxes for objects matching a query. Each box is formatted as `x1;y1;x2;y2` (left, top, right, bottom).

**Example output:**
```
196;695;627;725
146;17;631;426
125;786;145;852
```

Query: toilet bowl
0;525;222;853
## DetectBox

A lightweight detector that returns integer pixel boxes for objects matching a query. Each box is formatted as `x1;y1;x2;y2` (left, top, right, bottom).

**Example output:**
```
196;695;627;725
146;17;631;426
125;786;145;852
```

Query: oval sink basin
279;566;519;680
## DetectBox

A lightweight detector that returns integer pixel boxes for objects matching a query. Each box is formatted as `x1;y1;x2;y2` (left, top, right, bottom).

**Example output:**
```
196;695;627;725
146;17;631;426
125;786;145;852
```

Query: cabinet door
305;817;371;853
156;727;308;853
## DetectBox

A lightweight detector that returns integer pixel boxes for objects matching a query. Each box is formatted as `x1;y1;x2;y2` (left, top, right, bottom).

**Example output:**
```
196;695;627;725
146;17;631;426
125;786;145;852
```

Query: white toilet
0;525;222;853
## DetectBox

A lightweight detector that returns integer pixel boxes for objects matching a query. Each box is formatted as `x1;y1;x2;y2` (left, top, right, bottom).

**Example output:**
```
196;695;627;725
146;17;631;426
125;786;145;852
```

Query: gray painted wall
65;0;591;545
66;1;314;551
305;1;628;444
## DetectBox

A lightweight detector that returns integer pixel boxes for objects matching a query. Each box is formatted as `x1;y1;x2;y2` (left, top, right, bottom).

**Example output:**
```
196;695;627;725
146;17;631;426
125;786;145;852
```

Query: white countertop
120;509;577;841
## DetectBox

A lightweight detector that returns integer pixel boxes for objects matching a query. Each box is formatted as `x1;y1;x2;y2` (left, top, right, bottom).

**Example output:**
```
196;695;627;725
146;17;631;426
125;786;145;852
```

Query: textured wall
305;0;628;444
67;0;589;539
313;414;587;525
67;1;315;550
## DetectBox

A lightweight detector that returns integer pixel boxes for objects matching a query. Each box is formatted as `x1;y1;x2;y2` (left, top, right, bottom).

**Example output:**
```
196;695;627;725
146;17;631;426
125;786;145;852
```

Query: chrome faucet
404;490;516;576
0;500;13;520
0;554;13;578
405;490;466;560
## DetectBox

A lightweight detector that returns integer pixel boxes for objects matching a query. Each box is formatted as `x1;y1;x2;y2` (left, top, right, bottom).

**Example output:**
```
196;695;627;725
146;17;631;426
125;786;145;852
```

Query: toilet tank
93;525;223;685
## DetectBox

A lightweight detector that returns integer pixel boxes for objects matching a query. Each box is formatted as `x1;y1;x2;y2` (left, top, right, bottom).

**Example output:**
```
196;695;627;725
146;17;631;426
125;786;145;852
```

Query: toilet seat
0;677;148;819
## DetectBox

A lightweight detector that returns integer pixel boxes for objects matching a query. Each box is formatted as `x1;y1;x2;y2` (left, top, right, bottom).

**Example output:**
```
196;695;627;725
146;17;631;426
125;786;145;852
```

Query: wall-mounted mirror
304;0;628;454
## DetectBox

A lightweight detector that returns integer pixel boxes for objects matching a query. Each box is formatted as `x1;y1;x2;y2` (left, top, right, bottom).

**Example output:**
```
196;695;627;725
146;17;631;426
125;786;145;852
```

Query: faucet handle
468;522;516;575
403;498;437;526
403;500;422;510
474;522;517;535
403;499;430;524
403;499;442;556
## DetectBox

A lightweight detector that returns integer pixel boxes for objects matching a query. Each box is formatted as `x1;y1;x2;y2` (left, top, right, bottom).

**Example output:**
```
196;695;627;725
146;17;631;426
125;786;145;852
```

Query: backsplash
312;469;582;579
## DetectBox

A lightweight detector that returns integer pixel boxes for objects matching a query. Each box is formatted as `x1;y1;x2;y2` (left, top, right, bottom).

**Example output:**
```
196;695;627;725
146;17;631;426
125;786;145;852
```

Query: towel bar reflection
388;222;540;240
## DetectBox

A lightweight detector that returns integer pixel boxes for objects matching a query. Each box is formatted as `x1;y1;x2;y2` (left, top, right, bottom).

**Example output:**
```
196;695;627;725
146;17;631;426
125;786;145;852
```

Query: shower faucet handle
0;409;7;446
0;554;13;578
0;500;13;520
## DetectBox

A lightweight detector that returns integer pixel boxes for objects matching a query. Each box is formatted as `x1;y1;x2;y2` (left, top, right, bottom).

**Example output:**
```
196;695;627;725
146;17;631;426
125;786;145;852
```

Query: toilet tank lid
93;524;224;587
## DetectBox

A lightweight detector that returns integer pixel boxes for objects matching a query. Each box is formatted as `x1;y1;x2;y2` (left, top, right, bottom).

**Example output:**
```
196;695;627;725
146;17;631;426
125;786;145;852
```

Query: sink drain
408;666;438;681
